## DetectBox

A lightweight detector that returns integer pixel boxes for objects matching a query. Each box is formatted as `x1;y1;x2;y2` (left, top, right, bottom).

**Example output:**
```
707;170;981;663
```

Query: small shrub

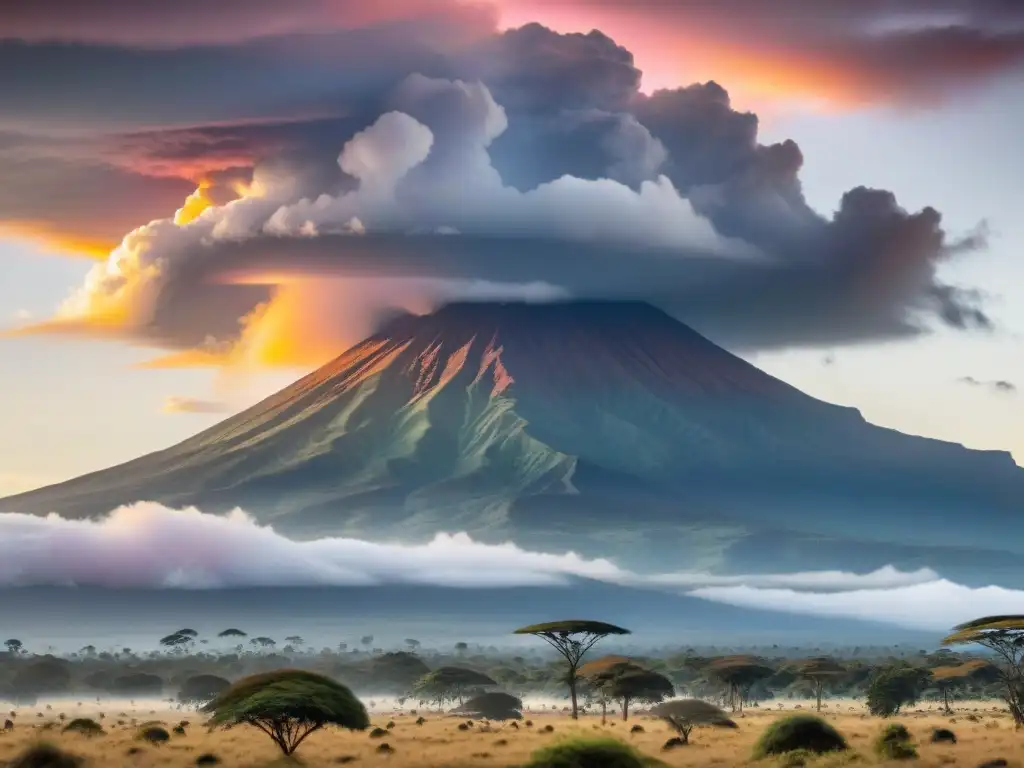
931;728;957;744
753;714;848;758
495;739;508;746
542;724;555;733
195;754;221;766
630;725;644;734
173;725;186;735
62;718;105;737
525;720;533;727
457;723;470;731
875;723;917;760
375;743;394;754
8;742;83;768
137;726;170;745
415;717;426;725
385;720;395;729
523;737;648;768
662;737;686;751
977;761;1009;768
369;727;388;738
334;756;358;764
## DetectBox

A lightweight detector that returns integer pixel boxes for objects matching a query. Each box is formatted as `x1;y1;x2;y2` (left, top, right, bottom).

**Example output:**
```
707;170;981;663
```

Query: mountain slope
4;300;1022;579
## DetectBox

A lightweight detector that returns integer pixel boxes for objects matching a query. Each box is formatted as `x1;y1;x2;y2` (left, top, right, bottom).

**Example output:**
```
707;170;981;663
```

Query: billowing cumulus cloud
0;501;1007;631
1;10;994;364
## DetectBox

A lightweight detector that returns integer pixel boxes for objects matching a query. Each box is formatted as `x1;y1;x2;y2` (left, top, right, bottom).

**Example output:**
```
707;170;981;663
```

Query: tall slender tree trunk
569;672;579;719
621;696;630;721
816;680;823;713
601;699;607;724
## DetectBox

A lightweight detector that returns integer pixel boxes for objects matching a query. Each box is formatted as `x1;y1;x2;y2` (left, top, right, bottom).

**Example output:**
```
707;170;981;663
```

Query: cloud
162;397;229;414
2;17;993;361
0;502;939;593
0;502;1005;631
10;56;988;366
498;0;1024;104
4;1;1023;106
688;581;1024;632
958;376;1017;394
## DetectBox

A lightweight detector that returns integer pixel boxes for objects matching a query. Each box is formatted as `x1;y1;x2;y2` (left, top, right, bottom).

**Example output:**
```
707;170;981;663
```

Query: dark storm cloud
2;11;994;358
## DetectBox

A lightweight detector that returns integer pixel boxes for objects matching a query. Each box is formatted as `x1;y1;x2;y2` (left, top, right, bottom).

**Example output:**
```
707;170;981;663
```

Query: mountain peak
3;299;1022;578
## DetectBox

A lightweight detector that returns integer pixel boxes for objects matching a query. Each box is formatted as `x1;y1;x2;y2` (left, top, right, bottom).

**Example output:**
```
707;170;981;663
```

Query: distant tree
927;660;998;714
866;664;931;717
650;699;737;745
364;651;430;692
945;615;1024;726
405;638;420;650
202;669;369;756
159;633;192;650
790;658;847;713
284;636;304;647
250;637;276;651
217;629;247;639
513;620;630;719
706;656;774;713
413;667;497;708
452;692;523;721
454;642;469;655
175;629;199;638
4;639;23;655
178;675;231;706
337;642;348;652
360;636;374;648
10;657;71;701
588;662;674;721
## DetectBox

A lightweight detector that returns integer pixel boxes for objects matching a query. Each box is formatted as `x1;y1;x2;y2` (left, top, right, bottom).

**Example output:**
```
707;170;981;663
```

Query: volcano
4;300;1023;581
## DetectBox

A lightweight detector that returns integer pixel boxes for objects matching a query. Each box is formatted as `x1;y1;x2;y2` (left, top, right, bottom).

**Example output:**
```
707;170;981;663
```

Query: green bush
523;737;653;768
752;714;848;758
137;726;170;744
7;742;83;768
874;723;917;760
61;718;105;737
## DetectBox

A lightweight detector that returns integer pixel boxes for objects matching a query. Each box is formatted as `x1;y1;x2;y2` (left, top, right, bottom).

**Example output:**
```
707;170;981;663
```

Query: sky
1;0;1023;498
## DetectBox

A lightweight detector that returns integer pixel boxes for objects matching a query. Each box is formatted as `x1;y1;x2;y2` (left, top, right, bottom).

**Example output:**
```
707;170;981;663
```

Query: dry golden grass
0;701;1021;767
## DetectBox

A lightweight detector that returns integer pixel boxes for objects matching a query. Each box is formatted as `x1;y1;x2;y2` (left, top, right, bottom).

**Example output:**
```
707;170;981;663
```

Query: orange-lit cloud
1;13;995;371
0;223;115;260
495;0;1024;108
173;184;215;226
162;396;228;414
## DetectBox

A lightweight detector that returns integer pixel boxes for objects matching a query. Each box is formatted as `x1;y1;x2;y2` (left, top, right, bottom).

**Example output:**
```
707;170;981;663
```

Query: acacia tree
651;699;737;745
202;669;369;755
944;615;1024;726
706;656;774;713
412;667;497;708
591;662;674;721
791;657;846;712
4;639;23;655
513;620;630;719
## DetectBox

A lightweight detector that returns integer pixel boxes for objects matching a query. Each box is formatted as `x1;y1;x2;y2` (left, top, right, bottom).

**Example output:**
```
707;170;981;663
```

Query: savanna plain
0;701;1020;768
